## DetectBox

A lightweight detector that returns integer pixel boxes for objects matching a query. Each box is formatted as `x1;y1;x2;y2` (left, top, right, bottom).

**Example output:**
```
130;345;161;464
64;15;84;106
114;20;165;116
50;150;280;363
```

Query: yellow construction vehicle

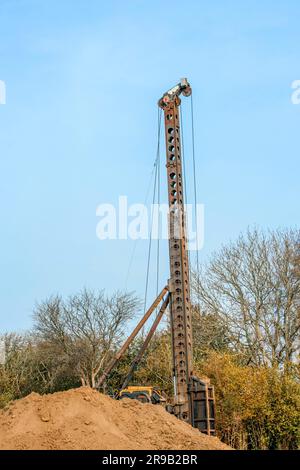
117;386;167;405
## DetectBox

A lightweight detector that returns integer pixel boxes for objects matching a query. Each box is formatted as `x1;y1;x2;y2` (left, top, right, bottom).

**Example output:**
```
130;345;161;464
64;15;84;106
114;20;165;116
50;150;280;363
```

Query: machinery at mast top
158;78;192;108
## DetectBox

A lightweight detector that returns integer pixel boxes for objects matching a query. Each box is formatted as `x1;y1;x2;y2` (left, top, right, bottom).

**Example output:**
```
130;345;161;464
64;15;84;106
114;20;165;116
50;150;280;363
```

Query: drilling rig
98;79;216;436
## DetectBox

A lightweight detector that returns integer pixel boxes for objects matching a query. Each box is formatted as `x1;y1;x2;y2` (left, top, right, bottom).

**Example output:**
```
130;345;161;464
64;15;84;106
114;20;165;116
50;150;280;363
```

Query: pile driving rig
98;79;216;435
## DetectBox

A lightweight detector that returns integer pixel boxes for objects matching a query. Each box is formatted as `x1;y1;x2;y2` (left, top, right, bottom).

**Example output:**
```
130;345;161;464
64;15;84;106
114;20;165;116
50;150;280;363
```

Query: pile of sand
0;387;231;450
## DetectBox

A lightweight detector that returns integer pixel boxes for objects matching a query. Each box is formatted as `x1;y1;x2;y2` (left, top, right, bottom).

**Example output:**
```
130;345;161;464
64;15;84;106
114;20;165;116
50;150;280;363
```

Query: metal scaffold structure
98;79;216;435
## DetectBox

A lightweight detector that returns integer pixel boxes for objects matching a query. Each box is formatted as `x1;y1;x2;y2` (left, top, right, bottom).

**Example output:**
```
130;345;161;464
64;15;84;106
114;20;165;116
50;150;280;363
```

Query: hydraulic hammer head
158;78;192;108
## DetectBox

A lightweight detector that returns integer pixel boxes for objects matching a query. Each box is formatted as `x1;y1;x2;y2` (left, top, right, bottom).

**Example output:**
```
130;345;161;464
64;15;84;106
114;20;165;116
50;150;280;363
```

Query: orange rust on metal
158;79;216;435
120;293;170;392
159;87;193;423
97;286;168;388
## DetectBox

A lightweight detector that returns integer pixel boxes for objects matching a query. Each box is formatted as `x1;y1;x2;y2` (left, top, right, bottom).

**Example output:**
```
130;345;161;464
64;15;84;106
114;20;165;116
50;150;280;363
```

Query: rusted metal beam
97;286;168;388
159;82;193;423
158;79;216;435
120;293;170;392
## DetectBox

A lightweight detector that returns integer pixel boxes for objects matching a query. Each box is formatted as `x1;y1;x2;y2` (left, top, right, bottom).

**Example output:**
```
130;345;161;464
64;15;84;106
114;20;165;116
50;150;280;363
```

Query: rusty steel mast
158;80;215;434
98;79;215;435
158;79;193;423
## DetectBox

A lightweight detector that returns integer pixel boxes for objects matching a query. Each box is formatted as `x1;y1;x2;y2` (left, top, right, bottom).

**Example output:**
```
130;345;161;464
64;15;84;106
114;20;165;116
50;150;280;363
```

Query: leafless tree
33;289;140;388
192;228;300;368
191;307;230;362
0;333;35;399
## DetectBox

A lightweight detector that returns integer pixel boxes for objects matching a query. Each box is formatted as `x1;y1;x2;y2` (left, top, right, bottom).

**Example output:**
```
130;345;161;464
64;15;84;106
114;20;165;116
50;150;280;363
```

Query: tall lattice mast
158;78;193;422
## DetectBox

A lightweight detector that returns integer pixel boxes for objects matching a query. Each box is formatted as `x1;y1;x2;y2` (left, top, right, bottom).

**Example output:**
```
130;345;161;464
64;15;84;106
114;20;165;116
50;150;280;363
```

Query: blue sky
0;0;299;332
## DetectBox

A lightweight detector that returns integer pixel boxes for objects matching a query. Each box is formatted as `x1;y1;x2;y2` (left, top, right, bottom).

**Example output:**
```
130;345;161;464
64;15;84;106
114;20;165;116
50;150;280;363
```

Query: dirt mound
0;387;231;450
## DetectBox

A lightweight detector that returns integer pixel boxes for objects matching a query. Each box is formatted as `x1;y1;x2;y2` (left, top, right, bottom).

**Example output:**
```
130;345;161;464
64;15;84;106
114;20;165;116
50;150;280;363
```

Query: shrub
198;352;300;449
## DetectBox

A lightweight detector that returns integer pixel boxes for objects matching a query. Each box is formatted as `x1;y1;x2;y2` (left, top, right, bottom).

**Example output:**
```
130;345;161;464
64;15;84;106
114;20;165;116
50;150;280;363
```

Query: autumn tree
198;352;300;450
193;228;300;368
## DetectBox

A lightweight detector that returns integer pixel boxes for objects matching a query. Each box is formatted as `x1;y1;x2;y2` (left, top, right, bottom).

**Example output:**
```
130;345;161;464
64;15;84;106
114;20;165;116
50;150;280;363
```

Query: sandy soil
0;387;231;450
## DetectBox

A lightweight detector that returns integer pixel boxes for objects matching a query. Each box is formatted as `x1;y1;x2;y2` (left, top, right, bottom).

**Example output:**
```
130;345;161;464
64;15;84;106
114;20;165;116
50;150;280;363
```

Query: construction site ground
0;387;231;450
